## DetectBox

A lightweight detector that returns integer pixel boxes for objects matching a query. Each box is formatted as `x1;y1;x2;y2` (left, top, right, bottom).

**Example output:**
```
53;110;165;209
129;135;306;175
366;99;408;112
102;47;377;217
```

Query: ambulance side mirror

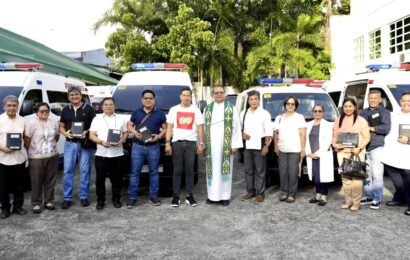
199;100;207;113
20;100;34;116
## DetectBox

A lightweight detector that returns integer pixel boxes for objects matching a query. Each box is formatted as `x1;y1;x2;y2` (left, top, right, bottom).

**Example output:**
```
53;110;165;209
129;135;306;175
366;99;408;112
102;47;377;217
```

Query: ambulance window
329;91;341;107
24;89;42;104
371;88;393;111
345;83;367;111
47;91;70;116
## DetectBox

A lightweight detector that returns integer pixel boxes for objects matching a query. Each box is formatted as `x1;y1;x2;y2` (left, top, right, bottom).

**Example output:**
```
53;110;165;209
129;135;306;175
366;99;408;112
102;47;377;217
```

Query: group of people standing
1;86;410;219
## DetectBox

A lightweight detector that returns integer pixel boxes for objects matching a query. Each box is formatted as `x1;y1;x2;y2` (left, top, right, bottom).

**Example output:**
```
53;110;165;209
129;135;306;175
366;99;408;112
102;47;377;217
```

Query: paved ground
0;156;409;260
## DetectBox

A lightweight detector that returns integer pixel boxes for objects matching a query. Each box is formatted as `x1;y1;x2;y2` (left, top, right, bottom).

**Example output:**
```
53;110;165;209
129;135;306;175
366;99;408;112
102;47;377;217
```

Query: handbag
341;155;367;179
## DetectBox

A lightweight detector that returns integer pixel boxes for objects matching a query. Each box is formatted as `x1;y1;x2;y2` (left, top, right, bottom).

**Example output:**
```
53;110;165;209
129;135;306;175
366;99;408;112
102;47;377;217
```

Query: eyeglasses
286;102;296;106
143;97;154;100
38;110;50;114
313;110;323;113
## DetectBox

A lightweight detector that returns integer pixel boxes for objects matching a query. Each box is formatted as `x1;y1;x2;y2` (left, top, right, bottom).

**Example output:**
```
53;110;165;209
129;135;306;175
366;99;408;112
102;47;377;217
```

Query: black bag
342;155;367;179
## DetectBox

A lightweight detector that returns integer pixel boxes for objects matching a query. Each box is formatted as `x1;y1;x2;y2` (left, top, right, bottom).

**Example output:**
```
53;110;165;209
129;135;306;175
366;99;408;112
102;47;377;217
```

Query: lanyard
103;114;117;129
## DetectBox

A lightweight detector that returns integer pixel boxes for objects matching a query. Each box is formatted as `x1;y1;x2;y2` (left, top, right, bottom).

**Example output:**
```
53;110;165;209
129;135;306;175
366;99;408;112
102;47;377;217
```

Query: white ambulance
333;64;410;112
111;63;198;188
0;62;89;162
87;85;113;112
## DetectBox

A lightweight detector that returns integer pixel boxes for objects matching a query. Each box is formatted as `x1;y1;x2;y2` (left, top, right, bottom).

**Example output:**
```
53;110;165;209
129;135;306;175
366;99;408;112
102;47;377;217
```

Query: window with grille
390;16;410;54
354;36;364;64
369;29;381;59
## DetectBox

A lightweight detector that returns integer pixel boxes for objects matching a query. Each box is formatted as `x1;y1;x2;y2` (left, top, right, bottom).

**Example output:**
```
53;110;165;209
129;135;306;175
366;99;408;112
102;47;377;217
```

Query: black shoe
0;209;10;219
185;195;198;207
171;196;180;207
96;202;104;210
309;198;319;203
113;200;122;208
318;200;327;206
386;200;405;207
221;200;230;206
405;208;410;216
360;198;373;205
61;200;72;209
12;207;27;215
149;197;161;206
370;201;381;210
127;199;137;209
206;199;215;204
80;199;90;207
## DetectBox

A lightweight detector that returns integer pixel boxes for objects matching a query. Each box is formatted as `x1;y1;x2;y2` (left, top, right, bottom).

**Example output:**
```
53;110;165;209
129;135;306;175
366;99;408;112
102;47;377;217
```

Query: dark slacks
29;155;59;205
95;155;123;203
312;158;329;195
384;164;410;207
244;149;266;196
278;152;300;197
172;141;197;196
0;162;25;210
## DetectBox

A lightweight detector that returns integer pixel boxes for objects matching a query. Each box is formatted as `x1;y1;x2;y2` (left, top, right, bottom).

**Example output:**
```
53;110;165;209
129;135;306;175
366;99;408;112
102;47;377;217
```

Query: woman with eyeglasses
274;96;307;203
24;102;60;213
305;104;334;206
332;98;370;211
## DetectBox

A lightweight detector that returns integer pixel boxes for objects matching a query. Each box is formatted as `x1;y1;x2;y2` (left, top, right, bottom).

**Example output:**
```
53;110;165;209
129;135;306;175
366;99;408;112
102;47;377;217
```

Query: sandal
33;205;41;214
45;202;55;210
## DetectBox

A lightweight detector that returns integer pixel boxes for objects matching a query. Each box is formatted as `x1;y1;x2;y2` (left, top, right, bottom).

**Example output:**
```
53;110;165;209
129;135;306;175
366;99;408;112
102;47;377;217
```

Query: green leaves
96;0;332;88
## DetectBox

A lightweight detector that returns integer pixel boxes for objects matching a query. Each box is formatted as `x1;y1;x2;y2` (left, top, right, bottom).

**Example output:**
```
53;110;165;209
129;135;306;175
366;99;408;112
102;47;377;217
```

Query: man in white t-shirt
165;88;204;207
240;90;273;204
89;97;128;210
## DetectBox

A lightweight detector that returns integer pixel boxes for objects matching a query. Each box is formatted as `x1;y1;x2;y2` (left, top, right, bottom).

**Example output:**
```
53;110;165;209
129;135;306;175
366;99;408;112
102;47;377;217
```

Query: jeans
244;149;266;196
63;141;92;200
172;141;196;196
128;143;160;199
363;147;384;202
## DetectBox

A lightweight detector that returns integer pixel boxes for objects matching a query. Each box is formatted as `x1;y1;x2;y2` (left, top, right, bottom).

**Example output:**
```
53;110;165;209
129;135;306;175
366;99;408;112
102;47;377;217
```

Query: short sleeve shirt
130;107;167;135
90;113;128;157
60;102;96;132
0;113;27;165
167;105;204;142
333;115;369;155
25;117;59;158
274;112;306;153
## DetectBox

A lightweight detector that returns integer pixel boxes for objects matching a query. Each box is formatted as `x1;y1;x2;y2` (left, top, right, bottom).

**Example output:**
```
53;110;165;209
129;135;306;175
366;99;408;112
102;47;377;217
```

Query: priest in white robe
203;86;243;206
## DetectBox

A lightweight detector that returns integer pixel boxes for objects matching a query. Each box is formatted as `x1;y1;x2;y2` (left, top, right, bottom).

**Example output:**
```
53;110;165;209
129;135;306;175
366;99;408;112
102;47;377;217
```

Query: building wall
330;0;410;81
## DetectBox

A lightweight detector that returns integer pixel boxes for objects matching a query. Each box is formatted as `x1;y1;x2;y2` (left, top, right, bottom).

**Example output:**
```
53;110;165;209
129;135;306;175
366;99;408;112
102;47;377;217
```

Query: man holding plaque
0;95;27;219
59;86;96;209
359;90;391;209
127;90;166;208
90;97;128;210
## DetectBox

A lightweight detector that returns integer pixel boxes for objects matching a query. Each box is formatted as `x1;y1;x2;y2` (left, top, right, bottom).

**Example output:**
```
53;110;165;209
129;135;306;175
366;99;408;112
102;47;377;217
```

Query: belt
175;140;196;143
66;139;82;143
134;140;158;146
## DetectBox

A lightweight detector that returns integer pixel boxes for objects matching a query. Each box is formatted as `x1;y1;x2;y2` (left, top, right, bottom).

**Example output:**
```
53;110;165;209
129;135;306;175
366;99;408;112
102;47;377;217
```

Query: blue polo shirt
130;107;166;142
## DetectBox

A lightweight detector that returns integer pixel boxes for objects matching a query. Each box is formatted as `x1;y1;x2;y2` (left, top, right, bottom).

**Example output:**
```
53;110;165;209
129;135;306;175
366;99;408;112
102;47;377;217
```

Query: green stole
204;100;233;186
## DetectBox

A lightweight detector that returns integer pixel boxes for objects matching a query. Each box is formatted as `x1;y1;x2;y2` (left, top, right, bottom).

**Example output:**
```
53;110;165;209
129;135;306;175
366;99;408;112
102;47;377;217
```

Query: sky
0;0;117;52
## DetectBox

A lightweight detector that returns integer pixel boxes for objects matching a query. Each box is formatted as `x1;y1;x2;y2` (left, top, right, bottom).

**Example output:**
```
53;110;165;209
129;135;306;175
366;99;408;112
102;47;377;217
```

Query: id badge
41;142;51;154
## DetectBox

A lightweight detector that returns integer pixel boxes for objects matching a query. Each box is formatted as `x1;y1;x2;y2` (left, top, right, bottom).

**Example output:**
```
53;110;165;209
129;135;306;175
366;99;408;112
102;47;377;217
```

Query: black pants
172;141;196;196
312;159;329;195
95;156;123;203
0;162;25;210
385;164;410;207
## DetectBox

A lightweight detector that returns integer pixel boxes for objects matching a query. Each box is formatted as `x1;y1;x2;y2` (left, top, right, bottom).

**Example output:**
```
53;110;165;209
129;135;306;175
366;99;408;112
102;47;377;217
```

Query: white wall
330;0;410;81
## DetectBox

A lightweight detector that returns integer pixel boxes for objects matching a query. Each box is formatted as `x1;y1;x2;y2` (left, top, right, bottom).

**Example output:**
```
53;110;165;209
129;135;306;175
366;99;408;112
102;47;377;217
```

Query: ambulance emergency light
131;63;188;70
0;62;43;70
258;78;314;84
